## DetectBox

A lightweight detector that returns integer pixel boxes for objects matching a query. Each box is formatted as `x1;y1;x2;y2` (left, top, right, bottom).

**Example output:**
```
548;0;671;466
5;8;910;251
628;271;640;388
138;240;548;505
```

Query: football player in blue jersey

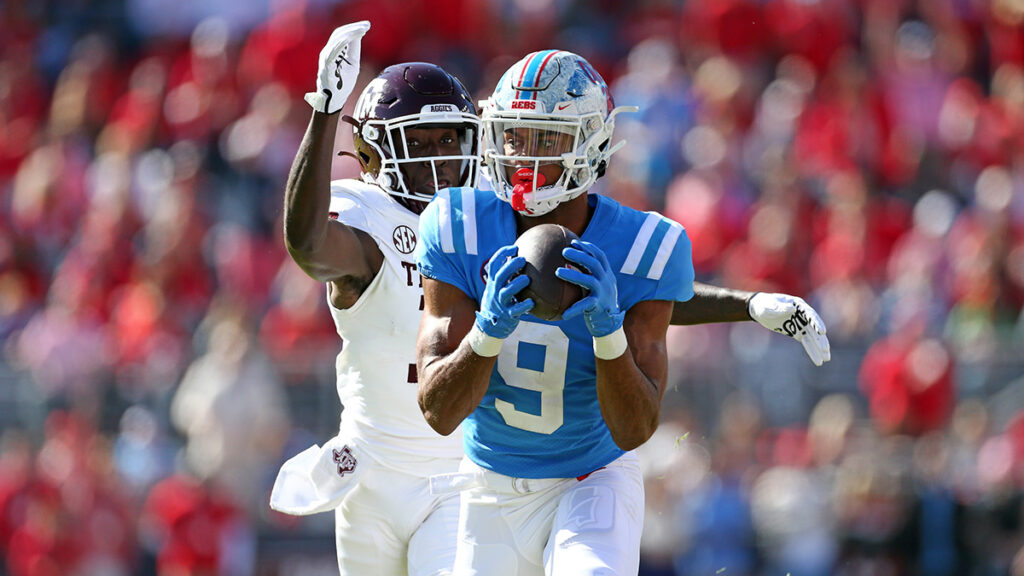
414;50;828;576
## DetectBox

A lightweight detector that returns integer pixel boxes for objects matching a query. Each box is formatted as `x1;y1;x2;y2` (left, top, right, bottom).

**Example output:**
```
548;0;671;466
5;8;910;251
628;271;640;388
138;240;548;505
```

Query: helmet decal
515;50;562;99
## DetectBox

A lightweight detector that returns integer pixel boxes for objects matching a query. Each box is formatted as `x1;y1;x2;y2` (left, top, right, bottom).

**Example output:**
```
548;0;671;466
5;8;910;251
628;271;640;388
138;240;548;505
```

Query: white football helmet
480;50;636;216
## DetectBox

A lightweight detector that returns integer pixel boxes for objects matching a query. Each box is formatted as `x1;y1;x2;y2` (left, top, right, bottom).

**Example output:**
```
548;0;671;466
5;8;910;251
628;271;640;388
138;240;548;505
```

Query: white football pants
334;459;462;576
451;452;644;576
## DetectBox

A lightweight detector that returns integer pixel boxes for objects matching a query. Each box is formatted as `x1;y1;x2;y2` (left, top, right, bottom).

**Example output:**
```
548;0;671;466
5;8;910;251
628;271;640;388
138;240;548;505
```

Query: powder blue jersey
416;188;695;478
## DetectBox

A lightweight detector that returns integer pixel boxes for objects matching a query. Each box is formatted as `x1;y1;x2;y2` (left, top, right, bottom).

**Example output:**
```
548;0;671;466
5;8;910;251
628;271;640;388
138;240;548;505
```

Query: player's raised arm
416;246;535;435
282;22;378;284
672;282;831;366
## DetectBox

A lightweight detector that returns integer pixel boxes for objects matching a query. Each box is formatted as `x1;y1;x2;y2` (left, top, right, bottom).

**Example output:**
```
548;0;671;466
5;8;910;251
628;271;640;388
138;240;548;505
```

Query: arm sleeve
329;196;369;230
415;194;475;297
652;226;695;303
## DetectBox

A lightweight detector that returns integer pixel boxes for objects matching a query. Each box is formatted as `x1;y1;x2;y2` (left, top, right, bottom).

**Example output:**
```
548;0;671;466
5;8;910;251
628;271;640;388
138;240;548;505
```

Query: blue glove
476;245;534;339
557;240;624;337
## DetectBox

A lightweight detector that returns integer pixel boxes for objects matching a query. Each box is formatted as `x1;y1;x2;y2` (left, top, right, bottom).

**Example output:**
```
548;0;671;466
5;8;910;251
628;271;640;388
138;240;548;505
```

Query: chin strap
512;168;545;213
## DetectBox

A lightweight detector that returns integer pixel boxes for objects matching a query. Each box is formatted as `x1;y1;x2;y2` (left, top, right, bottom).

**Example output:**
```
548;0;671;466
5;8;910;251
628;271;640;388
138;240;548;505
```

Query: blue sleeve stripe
620;213;661;275
438;189;455;253
633;219;671;279
647;221;683;280
449;189;467;254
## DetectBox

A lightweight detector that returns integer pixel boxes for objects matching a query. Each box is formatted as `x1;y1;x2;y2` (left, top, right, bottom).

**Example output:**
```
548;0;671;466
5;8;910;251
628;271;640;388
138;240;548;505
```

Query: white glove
304;21;371;115
747;292;831;366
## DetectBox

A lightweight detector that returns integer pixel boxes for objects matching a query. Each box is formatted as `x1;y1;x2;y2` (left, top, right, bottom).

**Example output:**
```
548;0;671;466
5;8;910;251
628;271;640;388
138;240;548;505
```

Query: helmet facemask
354;109;480;212
482;111;610;216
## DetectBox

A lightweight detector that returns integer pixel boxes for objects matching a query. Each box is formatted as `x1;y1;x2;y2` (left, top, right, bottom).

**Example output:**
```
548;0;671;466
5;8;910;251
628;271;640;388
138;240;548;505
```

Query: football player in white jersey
414;50;829;576
268;22;482;576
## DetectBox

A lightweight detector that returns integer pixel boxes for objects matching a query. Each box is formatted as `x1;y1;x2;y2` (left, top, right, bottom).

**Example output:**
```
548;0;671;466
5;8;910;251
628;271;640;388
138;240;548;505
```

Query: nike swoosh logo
557;103;572;110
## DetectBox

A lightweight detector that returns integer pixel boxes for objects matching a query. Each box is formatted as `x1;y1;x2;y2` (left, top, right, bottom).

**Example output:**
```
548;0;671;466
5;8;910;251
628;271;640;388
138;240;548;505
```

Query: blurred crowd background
1;0;1023;574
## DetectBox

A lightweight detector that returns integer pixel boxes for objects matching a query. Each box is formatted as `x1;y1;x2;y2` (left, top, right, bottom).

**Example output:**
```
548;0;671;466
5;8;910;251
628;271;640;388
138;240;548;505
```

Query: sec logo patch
393;225;416;254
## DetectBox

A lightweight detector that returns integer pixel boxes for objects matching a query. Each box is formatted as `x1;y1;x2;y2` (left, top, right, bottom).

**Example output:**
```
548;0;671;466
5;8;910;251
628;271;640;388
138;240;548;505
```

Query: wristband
467;325;504;357
745;291;761;321
593;327;628;360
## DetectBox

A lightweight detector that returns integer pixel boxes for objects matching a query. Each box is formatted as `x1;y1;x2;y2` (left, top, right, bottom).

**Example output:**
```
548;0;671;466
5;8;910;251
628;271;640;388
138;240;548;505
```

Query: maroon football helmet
344;63;480;213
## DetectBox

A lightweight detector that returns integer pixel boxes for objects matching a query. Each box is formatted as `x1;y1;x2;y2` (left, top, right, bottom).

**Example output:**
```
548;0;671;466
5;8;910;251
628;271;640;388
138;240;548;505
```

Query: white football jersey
327;179;462;466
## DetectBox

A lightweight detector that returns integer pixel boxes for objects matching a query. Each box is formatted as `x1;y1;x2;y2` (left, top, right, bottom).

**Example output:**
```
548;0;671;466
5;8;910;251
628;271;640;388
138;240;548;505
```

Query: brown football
513;223;583;321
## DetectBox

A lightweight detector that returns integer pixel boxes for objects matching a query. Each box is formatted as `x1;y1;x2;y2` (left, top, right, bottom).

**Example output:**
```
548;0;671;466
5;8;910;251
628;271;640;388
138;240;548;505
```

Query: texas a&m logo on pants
332;445;357;477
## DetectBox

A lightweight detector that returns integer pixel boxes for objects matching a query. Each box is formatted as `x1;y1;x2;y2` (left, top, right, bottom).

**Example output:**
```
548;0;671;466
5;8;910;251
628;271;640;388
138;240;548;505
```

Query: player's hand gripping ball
513;224;584;321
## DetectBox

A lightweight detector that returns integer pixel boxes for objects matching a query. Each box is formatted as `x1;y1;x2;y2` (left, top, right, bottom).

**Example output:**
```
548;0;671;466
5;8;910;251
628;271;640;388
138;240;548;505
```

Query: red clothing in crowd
141;474;241;575
860;334;955;436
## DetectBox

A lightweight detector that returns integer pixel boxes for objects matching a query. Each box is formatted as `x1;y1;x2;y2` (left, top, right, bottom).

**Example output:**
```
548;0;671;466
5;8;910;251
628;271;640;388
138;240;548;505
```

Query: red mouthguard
511;168;546;212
